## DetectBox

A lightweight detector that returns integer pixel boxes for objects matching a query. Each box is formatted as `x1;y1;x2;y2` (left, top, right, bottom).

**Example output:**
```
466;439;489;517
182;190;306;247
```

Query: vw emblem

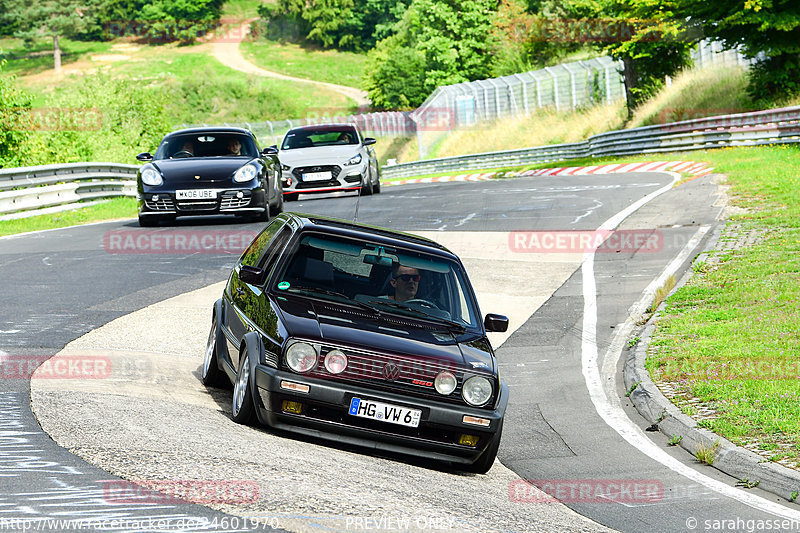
382;362;400;381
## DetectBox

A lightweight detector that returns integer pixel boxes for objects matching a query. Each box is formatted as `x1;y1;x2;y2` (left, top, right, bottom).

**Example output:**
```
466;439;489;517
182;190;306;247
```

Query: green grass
240;40;366;89
0;198;136;237
641;144;800;463
106;49;354;124
0;37;111;76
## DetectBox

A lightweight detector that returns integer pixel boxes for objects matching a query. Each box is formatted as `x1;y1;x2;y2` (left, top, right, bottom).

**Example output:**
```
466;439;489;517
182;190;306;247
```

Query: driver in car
388;265;420;302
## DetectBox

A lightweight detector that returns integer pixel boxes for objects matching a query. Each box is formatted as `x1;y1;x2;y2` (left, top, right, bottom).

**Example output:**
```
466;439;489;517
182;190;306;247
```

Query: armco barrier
382;105;800;179
0;163;138;217
2;106;799;216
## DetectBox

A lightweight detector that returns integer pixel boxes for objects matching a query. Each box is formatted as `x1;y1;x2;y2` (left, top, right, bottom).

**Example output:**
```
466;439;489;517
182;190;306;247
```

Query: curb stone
623;222;800;503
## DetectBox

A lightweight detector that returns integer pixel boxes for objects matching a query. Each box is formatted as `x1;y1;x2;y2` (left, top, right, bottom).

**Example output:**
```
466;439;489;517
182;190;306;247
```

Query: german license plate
348;397;421;428
176;189;217;200
302;171;332;182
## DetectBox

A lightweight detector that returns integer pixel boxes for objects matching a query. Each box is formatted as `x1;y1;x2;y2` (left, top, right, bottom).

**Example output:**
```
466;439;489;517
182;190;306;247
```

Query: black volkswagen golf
203;213;509;473
136;127;283;226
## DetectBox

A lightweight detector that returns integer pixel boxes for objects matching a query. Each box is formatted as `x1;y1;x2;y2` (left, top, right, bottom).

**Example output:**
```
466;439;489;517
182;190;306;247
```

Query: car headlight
434;371;457;395
324;349;348;375
141;168;162;186
462;376;493;406
285;342;317;373
344;153;362;166
234;164;258;183
280;164;291;171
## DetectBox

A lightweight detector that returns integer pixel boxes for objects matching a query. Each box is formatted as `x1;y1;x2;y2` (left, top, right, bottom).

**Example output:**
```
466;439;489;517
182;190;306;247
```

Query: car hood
152;158;254;186
273;295;495;372
278;146;361;166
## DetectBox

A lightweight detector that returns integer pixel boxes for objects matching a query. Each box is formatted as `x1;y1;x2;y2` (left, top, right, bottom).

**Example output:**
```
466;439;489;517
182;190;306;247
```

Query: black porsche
202;212;509;473
136;127;283;226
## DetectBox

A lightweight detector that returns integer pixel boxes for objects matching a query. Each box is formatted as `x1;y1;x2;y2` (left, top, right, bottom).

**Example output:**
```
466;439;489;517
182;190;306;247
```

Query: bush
0;59;33;167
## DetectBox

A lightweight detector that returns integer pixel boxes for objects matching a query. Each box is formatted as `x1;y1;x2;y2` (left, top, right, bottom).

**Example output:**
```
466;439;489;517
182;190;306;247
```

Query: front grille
306;343;467;404
220;191;252;209
144;196;175;211
292;165;341;183
176;200;217;211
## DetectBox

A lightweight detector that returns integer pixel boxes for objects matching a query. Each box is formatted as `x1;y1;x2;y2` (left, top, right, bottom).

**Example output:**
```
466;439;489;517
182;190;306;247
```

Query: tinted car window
273;232;480;328
240;218;287;268
154;133;259;160
281;127;358;150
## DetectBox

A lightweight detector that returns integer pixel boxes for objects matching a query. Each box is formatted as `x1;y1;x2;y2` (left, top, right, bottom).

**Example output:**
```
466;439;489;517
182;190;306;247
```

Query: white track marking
580;172;800;519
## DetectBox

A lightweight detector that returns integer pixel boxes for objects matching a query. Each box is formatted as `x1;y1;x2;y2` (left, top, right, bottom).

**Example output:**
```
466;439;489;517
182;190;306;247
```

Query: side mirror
484;313;509;333
261;145;278;156
363;137;376;146
239;264;265;285
136;152;153;162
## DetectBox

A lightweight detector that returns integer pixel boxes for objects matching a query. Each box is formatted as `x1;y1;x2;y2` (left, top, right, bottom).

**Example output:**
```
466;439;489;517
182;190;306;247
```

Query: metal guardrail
2;106;799;217
0;163;137;217
382;106;800;179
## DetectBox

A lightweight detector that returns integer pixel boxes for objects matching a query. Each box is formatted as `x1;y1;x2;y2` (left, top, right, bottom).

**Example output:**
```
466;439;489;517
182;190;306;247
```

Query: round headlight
286;342;317;373
324;349;348;374
462;376;493;406
141;168;162;186
434;371;457;395
234;164;258;183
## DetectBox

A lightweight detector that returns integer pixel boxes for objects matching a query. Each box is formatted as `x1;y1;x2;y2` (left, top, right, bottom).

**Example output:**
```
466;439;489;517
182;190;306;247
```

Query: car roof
165;127;256;138
283;213;454;257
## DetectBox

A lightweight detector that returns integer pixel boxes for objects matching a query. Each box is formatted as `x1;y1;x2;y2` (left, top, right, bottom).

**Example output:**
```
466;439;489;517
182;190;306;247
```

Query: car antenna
353;168;363;222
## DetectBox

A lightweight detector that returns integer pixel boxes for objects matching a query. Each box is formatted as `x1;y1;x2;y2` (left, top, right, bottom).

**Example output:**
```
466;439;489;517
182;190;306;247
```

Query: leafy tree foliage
0;60;33;167
6;0;101;72
99;0;224;43
598;0;696;114
257;0;407;51
667;0;800;103
364;0;497;109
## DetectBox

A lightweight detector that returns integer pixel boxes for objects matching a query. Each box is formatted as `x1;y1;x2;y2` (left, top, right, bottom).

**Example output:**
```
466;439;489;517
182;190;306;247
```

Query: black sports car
203;213;509;473
136;127;283;226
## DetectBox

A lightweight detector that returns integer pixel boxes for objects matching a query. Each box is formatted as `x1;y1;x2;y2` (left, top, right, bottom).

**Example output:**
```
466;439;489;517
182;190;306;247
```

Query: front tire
270;191;284;216
201;315;227;387
231;347;255;425
361;175;373;196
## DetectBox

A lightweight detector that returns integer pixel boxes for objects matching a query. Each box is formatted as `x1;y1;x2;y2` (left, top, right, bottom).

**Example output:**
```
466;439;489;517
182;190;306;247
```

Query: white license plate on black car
176;189;217;200
302;171;332;181
349;397;421;428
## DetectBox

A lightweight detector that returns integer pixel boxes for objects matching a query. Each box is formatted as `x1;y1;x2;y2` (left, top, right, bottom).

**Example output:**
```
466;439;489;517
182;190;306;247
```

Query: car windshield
154;133;258;160
273;232;481;329
281;127;359;150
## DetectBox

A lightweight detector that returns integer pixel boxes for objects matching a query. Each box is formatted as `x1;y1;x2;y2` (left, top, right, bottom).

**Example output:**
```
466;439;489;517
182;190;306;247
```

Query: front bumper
281;163;367;195
137;188;267;216
253;364;507;464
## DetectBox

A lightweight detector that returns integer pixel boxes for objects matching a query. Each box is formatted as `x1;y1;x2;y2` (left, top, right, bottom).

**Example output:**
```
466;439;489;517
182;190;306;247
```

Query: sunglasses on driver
393;274;421;282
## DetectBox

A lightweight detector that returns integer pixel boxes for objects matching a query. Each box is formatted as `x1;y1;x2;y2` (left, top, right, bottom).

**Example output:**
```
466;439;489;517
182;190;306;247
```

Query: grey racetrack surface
3;173;799;532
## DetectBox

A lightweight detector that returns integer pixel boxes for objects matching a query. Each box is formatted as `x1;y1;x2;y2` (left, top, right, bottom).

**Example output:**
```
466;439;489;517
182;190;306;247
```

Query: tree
667;0;800;103
7;0;99;73
364;0;497;109
598;0;696;114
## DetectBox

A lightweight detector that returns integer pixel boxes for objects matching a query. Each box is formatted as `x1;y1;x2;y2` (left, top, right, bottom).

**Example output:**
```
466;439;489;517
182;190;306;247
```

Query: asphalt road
2;173;799;532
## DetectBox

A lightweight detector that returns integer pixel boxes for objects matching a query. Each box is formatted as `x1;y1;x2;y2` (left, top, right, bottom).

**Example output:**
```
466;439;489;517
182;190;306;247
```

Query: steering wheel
173;150;193;158
403;298;439;310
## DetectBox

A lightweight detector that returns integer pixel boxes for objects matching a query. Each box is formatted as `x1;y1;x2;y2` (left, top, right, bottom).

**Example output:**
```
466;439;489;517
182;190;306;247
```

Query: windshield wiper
285;286;382;315
361;299;466;333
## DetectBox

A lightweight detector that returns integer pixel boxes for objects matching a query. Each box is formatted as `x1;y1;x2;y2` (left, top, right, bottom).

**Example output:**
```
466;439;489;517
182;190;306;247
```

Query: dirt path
211;19;370;108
